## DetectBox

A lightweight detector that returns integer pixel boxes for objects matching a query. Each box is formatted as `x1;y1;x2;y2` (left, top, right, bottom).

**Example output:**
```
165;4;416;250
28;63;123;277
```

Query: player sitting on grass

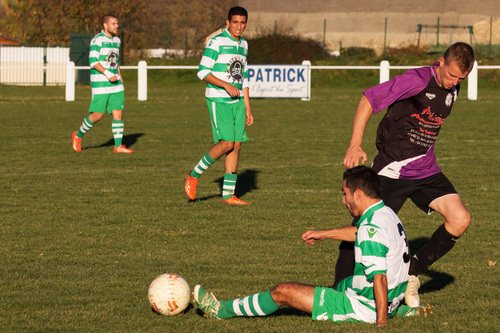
194;166;433;327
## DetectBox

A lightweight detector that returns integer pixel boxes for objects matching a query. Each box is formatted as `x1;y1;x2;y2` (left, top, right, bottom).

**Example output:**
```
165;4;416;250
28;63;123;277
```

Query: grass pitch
0;81;498;332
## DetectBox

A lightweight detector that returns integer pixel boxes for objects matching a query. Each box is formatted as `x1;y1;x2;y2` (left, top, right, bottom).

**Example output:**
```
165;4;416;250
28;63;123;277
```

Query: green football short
207;99;248;144
311;287;360;322
89;91;125;114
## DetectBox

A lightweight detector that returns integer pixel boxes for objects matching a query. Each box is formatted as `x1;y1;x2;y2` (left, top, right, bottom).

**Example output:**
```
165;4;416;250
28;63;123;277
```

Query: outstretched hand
302;230;326;245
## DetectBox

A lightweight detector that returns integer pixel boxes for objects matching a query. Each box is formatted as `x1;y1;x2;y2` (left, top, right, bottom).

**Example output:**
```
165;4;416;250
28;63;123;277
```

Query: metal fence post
65;61;75;101
468;61;478;101
138;60;147;101
380;60;390;83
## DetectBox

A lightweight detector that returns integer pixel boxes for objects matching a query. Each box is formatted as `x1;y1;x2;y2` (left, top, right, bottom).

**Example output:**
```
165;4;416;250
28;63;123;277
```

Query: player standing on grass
72;14;133;154
184;6;253;205
337;42;475;307
193;167;432;327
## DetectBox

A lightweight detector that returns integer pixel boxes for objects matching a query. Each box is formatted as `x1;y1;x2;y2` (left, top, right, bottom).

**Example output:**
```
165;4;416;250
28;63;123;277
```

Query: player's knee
448;207;471;235
270;283;291;306
232;142;241;152
220;140;235;152
459;208;471;232
89;112;104;123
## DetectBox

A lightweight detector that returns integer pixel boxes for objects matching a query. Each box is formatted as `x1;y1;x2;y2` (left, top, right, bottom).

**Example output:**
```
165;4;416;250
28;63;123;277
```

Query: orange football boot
114;145;134;154
72;131;82;152
184;171;198;200
114;145;134;153
222;196;250;205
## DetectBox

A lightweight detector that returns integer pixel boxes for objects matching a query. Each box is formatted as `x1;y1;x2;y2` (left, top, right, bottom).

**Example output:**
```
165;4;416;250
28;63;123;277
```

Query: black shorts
379;173;457;214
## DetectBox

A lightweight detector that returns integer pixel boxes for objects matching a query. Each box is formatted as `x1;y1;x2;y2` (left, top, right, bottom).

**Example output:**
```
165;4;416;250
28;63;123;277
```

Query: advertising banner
247;61;310;100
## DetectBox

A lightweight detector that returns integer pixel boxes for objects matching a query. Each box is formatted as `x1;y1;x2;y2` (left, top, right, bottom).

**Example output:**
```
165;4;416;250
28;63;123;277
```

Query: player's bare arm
344;95;373;168
118;66;123;84
373;274;388;327
203;73;240;98
302;226;357;245
243;87;253;126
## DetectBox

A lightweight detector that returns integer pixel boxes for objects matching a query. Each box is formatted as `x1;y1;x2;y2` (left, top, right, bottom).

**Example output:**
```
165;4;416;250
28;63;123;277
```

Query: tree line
0;0;237;57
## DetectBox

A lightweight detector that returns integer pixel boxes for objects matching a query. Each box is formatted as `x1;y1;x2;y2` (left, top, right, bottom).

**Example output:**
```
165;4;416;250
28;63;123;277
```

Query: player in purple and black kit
337;42;475;308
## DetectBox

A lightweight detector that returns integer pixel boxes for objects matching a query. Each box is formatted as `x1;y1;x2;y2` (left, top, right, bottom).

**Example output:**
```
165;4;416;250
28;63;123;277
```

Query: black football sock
332;217;359;289
409;224;460;276
332;241;355;289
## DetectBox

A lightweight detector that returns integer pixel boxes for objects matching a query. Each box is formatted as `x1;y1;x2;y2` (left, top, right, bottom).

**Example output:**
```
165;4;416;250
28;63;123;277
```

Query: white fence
0;46;70;85
64;60;496;101
1;57;498;101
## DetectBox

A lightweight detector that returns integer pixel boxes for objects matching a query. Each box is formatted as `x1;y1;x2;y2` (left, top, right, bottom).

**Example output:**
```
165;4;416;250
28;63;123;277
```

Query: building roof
0;35;25;45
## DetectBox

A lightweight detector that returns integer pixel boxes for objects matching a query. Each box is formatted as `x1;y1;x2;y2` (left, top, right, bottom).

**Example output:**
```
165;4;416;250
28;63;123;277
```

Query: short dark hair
443;42;475;73
343;166;381;199
228;6;248;21
102;14;118;28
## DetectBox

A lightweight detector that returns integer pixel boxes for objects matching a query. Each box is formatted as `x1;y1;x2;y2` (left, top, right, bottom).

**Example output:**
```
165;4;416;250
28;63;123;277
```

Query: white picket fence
64;60;494;101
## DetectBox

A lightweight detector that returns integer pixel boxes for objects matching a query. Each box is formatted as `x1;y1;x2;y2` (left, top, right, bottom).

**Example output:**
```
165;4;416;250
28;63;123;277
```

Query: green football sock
112;120;124;148
77;116;94;138
190;152;216;179
217;290;280;319
395;304;416;316
222;173;237;200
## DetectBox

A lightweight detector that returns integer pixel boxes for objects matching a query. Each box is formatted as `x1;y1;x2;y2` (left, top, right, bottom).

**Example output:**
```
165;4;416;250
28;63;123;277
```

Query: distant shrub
340;47;375;57
385;45;427;57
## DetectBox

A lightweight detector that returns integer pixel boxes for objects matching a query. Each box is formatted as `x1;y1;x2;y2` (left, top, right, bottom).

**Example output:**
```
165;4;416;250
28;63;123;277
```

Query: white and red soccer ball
148;273;190;316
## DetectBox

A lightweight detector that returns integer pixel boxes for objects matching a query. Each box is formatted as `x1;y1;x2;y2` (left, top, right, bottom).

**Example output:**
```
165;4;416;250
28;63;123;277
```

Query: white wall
0;46;70;85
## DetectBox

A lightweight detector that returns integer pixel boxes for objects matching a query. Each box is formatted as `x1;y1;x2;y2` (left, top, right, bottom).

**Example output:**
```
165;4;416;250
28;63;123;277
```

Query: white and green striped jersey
345;201;410;323
89;31;124;95
197;28;249;103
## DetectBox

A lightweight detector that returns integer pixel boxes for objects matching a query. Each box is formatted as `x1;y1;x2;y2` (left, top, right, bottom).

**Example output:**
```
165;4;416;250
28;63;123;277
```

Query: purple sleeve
364;66;433;113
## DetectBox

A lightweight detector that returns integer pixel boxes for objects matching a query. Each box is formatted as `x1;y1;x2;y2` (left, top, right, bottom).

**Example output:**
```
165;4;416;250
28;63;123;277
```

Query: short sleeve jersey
363;62;460;179
89;31;124;95
197;29;249;103
343;201;410;323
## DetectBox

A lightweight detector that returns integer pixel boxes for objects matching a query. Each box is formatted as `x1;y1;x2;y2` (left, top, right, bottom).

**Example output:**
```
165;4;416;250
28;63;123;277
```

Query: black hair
343;166;381;199
228;6;248;21
443;42;475;73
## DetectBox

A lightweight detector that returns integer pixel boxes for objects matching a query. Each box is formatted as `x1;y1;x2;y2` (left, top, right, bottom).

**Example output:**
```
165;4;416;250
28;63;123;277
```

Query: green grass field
0;79;499;332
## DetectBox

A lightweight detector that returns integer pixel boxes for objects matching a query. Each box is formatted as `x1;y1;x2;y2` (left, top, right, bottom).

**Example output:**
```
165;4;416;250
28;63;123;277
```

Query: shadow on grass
408;237;429;256
151;302;194;315
187;194;220;203
420;269;454;295
214;169;259;198
273;307;310;318
85;133;144;149
185;170;258;203
186;169;259;203
193;306;309;319
409;237;455;295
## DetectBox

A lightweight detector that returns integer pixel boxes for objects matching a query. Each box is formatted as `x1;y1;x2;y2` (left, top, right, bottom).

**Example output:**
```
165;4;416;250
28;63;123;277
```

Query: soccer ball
148;273;191;316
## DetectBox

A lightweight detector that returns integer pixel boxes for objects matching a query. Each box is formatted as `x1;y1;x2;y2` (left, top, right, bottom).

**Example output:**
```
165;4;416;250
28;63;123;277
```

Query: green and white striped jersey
343;201;410;323
197;29;248;103
89;31;124;95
